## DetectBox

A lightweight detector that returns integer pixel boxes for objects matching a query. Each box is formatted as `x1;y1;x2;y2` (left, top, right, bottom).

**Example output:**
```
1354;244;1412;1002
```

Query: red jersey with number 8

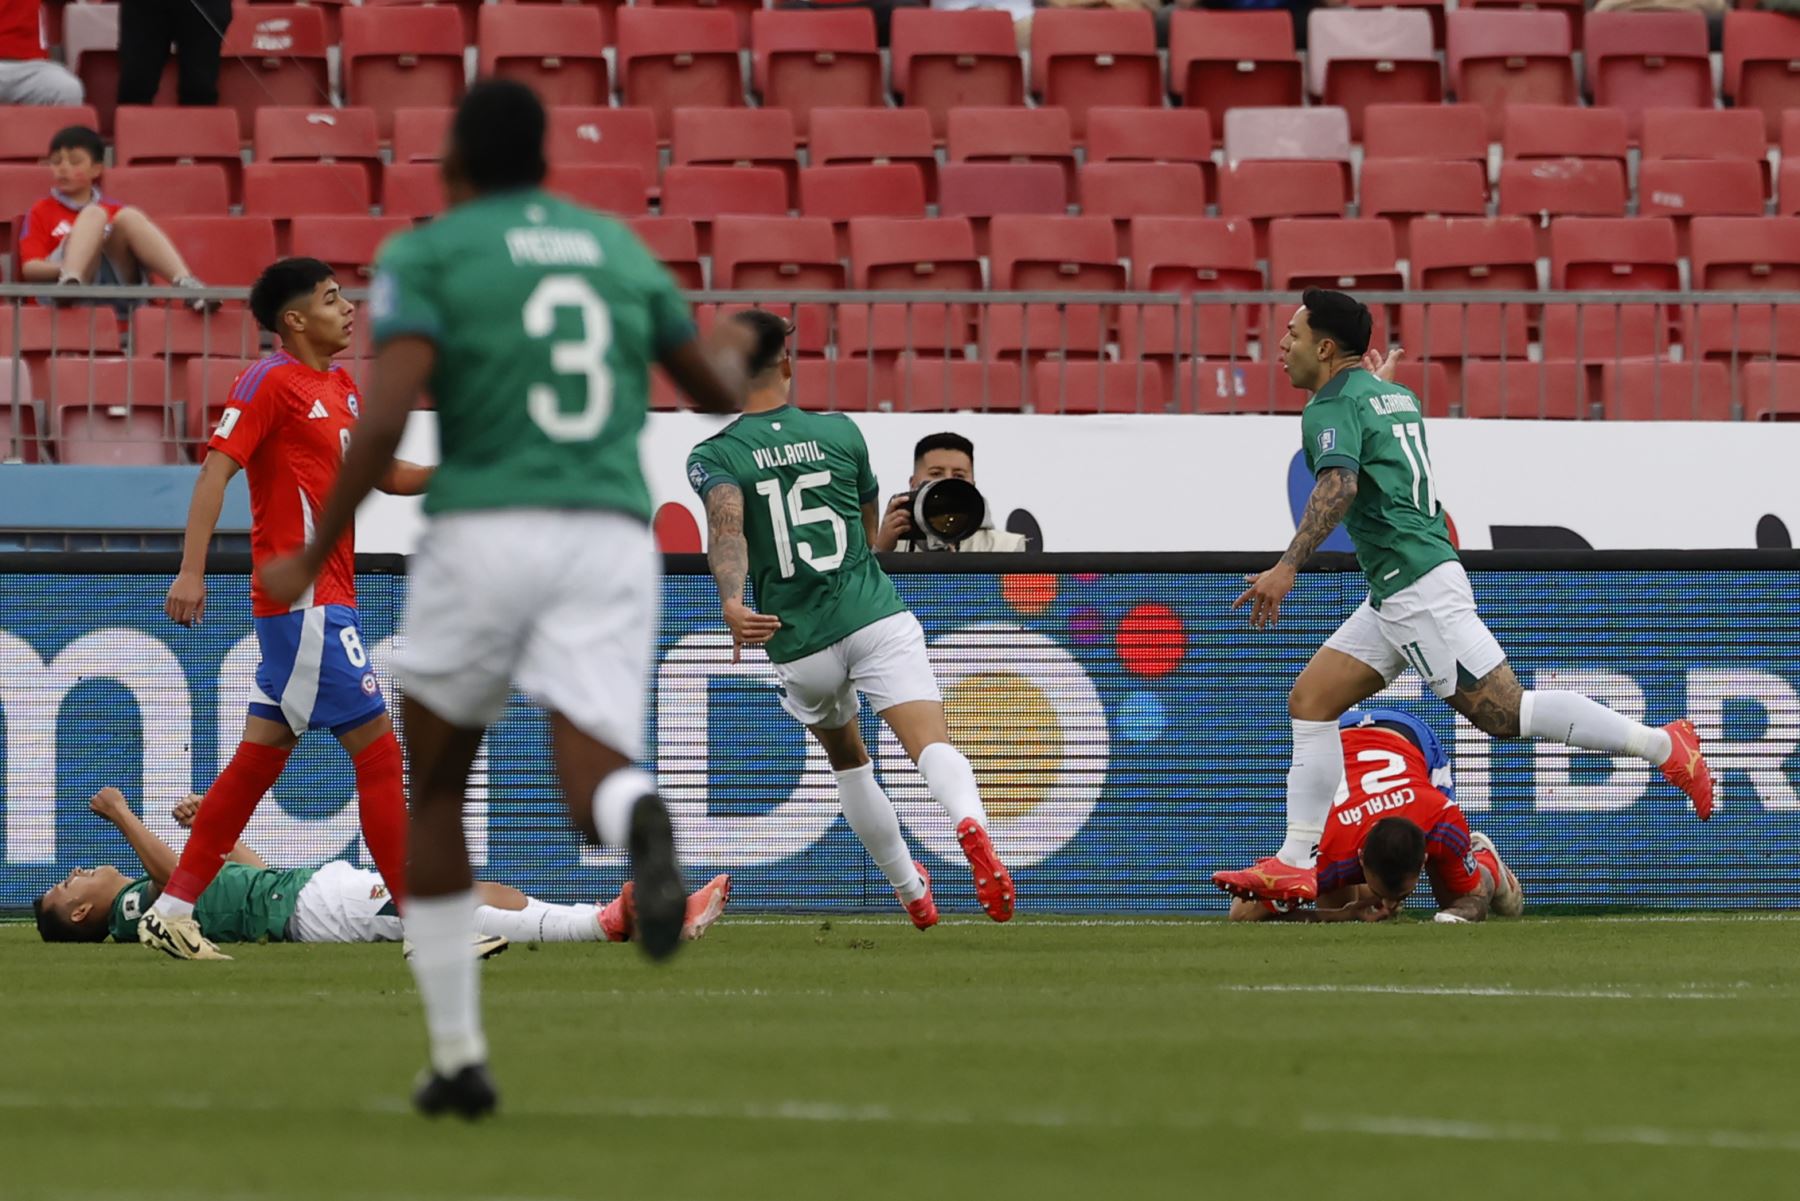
1316;726;1480;898
209;351;362;617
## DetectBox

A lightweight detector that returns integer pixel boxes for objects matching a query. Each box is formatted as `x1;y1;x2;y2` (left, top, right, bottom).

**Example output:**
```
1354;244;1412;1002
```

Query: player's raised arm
89;788;178;887
166;450;241;626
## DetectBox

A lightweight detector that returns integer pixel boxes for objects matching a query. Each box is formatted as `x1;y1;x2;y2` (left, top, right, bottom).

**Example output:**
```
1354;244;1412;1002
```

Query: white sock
1279;719;1343;868
151;894;195;920
592;767;657;847
473;900;603;943
917;742;988;829
1520;691;1673;764
404;891;487;1076
836;762;925;902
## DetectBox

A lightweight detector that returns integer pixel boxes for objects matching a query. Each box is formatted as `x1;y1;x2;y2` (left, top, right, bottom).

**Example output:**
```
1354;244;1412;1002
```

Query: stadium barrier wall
3;551;1796;916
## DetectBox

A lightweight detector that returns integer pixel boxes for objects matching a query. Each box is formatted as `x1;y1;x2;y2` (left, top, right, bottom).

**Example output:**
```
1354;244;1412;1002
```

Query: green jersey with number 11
369;189;695;521
1300;367;1458;605
686;406;906;663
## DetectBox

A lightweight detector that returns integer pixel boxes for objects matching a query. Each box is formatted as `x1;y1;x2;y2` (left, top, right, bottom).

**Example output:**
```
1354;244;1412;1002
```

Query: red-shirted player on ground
1226;707;1524;924
141;258;433;961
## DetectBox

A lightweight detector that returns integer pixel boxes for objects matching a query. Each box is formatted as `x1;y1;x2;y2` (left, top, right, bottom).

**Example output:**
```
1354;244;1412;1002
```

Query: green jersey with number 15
1300;367;1459;605
686;406;906;663
369;189;696;521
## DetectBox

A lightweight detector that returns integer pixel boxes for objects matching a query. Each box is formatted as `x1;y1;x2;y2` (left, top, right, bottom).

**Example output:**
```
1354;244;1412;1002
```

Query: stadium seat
945;107;1076;192
1597;361;1732;421
751;9;882;140
1410;216;1539;290
1542;302;1670;364
1029;10;1162;138
113;106;243;205
1399;302;1532;403
1641;108;1772;198
617;9;744;142
1465;0;1587;49
0;162;40;267
1723;12;1800;142
382;163;445;221
1739;361;1800;420
1269;218;1404;292
0;354;43;461
810;108;938;201
545;163;652;214
1077;163;1208;239
1390;360;1455;418
100;165;228;217
290;215;413;283
66;4;173;135
1350;0;1447;45
1216;162;1350;258
661;166;789;249
1185;359;1291;415
1031;360;1165;415
628;215;705;289
1123;217;1263;359
1360;160;1487;257
218;7;333;140
835;302;967;361
254;108;383;202
1169;11;1303;117
790;358;881;412
710;216;844;291
1084;107;1216;195
50;357;179;466
341;6;469;142
1461;360;1588;419
1689;216;1800;291
0;105;101;163
1361;103;1487;166
1501;105;1630;175
848;216;982;291
1445;10;1577;137
1222;107;1354;182
0;308;124;410
1498;160;1629;253
477;5;610;108
899;358;1022;414
392;108;454;164
1583;11;1712;139
1687;301;1800;366
799;164;929;253
546;108;662;183
887;9;1025;140
989;215;1123;292
183;355;262;447
936;162;1069;253
1307;10;1442;139
672;108;800;205
1550;216;1680;290
1637;160;1765;255
131;307;264;406
980;303;1108;371
244;164;374;252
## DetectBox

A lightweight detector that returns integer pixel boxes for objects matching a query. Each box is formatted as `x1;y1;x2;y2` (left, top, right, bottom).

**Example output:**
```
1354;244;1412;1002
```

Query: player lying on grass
1226;708;1523;923
33;789;732;951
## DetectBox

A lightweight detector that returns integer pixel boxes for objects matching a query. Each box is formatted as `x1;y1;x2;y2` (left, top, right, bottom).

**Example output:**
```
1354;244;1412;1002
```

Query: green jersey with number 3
686;406;906;663
1300;367;1458;605
369;189;695;520
106;863;314;944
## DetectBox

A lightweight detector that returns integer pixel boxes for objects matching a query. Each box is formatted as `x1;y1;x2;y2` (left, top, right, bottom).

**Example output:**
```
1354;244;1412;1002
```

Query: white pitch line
1224;983;1747;1001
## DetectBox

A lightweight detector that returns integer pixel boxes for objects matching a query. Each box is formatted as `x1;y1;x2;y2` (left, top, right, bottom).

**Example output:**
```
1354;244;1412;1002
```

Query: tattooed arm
1233;468;1360;630
703;483;780;662
1433;873;1494;924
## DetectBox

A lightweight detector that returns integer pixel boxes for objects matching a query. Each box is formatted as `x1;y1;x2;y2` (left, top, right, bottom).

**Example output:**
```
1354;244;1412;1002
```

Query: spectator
118;0;232;107
18;125;214;310
0;0;84;105
873;432;1031;553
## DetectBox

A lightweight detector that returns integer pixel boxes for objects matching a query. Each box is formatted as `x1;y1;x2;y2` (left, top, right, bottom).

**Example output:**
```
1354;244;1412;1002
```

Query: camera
899;477;987;550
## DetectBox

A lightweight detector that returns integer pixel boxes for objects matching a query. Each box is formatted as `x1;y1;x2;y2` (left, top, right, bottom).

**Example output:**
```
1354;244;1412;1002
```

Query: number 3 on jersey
756;472;846;579
523;274;613;443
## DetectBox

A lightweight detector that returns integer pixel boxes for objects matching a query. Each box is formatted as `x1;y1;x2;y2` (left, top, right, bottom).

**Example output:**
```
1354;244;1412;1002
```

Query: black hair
33;892;107;943
1301;287;1373;358
732;309;794;378
49;125;105;163
913;432;975;465
453;79;548;193
1362;817;1428;897
249;257;335;335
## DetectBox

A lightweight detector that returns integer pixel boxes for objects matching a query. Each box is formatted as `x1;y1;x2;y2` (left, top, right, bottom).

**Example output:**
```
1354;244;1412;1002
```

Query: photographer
874;432;1030;554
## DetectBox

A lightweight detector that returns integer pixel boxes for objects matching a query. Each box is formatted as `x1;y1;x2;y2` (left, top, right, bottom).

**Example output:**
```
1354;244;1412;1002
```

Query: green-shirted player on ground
685;310;1015;931
1214;288;1716;907
258;80;752;1120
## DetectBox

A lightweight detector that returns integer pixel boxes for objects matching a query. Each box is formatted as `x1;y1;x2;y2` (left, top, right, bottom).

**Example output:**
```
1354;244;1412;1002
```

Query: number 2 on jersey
522;274;614;443
755;472;846;579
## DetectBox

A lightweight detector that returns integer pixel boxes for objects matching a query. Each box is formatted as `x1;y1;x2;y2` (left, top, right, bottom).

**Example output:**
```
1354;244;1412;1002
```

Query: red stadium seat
1550;216;1680;290
341;6;468;142
711;216;844;290
751;9;882;140
1125;216;1263;358
1739;361;1800;420
1361;103;1487;165
244;0;349;43
66;4;173;135
1307;10;1442;139
1029;10;1161;138
1078;163;1208;238
183;355;262;446
477;6;610;108
800;164;928;254
1462;360;1587;419
0;308;124;413
1410;216;1539;290
243;164;373;251
1185;359;1292;415
989;215;1123;292
1598;361;1732;421
980;303;1109;371
1687;302;1800;366
290;215;413;283
1445;10;1577;137
1542;302;1670;363
835;303;967;360
1223;107;1353;180
899;358;1022;414
810;108;937;201
888;9;1025;140
131;307;264;409
617;9;744;142
254;107;382;202
1502;105;1629;174
382;163;445;221
1689;216;1800;290
661;165;789;249
1400;302;1532;365
1169;12;1303;116
1637;160;1765;255
0;164;42;266
547;108;662;182
1466;0;1586;49
672;108;799;205
1216;162;1350;258
628;215;705;289
392;108;454;164
154;218;280;287
1389;360;1455;417
1350;0;1448;47
507;0;624;44
219;8;333;140
50;357;179;465
1031;360;1165;415
1583;11;1711;139
1084;107;1216;194
936;162;1068;253
1360;160;1487;257
545;163;652;214
1723;12;1800;142
1269;218;1404;292
790;358;881;412
1498;159;1628;253
848;216;982;291
113;106;243;205
0;105;100;163
104;165;231;216
945;107;1076;192
1641;108;1771;198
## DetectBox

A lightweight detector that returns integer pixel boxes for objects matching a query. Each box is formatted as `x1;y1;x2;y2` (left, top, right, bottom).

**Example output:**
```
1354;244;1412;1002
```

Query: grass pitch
1;914;1794;1201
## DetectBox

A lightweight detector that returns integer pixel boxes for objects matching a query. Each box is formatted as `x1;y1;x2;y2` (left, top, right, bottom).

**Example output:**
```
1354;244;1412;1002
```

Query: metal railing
5;285;1800;463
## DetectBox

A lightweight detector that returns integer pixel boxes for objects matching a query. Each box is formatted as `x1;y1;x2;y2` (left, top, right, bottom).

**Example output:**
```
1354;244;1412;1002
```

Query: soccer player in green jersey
1214;288;1716;906
686;310;1016;929
260;80;752;1118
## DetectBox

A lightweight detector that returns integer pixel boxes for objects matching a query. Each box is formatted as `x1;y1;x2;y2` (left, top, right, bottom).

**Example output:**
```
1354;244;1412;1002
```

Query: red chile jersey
1315;726;1480;898
18;191;124;264
208;351;361;617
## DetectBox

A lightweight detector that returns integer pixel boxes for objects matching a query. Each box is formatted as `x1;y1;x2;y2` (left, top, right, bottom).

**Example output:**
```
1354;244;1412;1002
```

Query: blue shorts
249;604;387;735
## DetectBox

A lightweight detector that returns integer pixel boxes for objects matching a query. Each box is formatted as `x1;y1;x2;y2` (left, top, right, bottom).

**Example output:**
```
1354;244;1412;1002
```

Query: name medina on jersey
752;440;827;471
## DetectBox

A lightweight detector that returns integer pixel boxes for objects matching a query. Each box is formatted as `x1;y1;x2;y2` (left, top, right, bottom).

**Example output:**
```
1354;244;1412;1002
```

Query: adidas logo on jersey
308;400;330;420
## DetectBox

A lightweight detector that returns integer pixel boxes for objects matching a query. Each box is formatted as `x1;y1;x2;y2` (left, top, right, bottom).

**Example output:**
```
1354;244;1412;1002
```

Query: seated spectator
118;0;232;107
0;0;84;104
873;432;1031;553
18;125;214;310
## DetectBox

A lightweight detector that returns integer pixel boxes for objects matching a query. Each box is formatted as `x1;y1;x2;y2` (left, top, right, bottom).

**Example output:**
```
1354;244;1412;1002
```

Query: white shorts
774;611;942;729
1323;560;1507;699
288;861;404;943
397;509;660;760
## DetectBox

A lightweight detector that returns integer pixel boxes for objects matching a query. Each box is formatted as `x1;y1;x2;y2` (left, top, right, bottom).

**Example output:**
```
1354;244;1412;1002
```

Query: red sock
166;741;292;903
353;731;409;909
